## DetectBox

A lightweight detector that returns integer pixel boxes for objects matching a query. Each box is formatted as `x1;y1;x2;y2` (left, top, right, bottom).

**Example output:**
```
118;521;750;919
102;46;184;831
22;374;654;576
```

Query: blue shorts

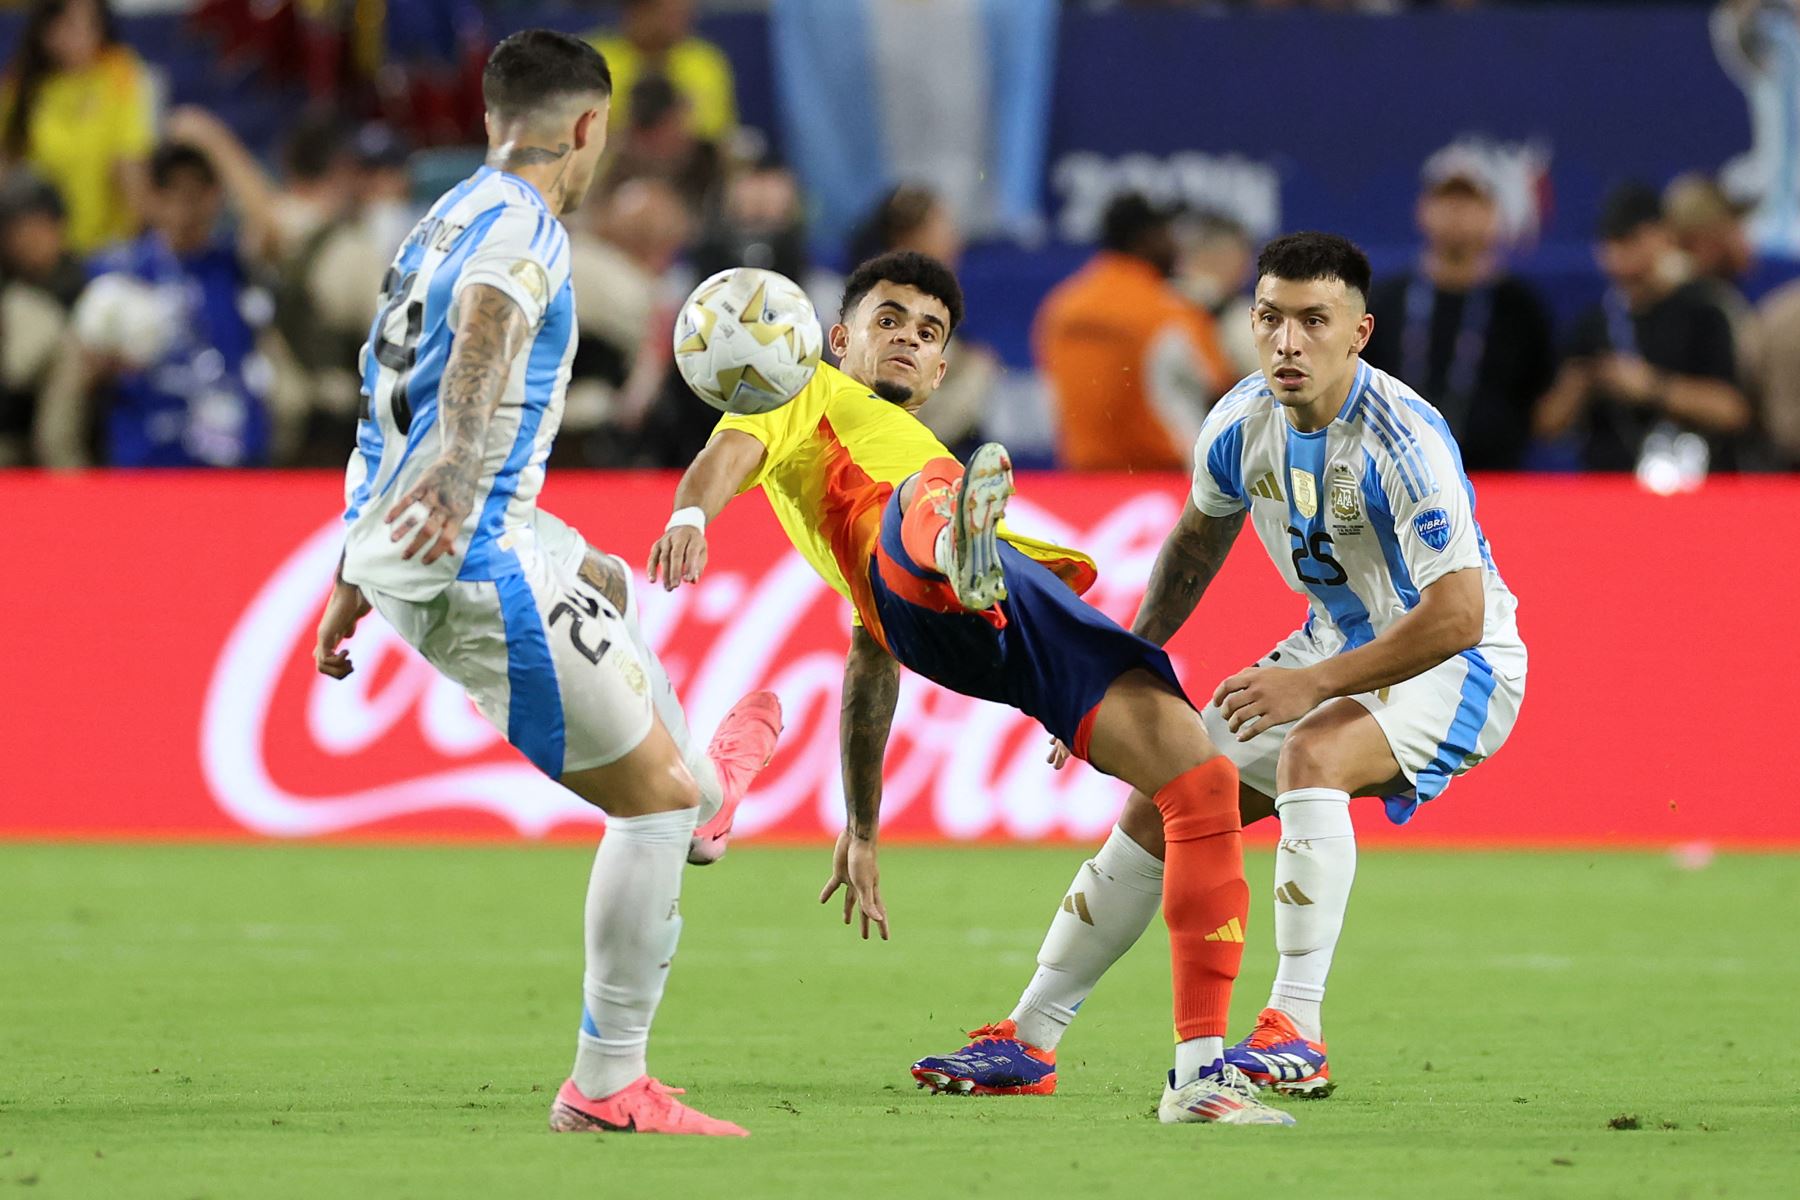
864;490;1186;748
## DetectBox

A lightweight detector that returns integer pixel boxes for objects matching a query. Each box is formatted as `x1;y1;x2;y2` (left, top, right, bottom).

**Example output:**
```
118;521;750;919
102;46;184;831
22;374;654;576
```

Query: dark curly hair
839;250;964;338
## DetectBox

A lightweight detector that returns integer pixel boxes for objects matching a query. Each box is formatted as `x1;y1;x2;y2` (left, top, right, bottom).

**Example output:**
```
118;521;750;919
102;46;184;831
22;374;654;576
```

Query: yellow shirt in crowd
716;364;1096;632
589;33;737;142
1;46;156;254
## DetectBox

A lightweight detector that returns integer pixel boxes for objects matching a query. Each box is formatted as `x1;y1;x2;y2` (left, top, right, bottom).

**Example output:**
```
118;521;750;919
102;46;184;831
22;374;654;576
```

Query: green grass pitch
2;844;1795;1198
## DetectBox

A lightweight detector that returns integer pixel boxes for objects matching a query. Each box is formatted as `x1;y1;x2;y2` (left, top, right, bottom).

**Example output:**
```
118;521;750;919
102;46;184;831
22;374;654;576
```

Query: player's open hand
647;526;708;591
314;581;372;680
385;458;477;564
819;829;888;940
1212;665;1326;741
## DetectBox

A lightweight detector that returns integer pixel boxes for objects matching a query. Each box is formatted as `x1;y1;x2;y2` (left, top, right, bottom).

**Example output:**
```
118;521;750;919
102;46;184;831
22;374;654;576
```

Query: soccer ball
673;267;822;415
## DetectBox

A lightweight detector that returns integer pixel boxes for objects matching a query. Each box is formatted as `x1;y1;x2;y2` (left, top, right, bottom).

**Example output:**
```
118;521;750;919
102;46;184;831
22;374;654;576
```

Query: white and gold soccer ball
672;266;822;415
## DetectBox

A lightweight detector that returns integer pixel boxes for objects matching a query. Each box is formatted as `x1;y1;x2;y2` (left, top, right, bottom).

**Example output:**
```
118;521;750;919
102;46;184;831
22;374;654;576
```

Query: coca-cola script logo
201;493;1198;840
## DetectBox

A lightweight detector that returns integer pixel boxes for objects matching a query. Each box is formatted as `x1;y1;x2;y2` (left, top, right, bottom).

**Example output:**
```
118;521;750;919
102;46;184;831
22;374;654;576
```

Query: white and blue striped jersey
340;166;575;602
1192;362;1526;682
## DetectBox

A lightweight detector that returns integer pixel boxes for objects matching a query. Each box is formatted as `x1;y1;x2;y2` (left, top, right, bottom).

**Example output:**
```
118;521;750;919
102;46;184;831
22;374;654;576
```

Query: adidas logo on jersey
1247;472;1284;503
1203;917;1245;943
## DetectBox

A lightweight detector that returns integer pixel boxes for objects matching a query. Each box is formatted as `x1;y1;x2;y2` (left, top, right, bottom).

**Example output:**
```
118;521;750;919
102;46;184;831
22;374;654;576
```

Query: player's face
830;282;952;410
1251;275;1373;415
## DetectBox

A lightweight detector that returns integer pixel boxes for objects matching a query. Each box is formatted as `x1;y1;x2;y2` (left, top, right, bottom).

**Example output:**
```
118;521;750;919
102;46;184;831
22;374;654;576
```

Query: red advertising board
1;471;1793;846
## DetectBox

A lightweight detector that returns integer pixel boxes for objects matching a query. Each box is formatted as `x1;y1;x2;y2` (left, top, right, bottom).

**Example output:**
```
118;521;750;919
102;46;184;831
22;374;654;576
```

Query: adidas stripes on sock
572;806;698;1101
1268;787;1356;1043
1010;824;1165;1050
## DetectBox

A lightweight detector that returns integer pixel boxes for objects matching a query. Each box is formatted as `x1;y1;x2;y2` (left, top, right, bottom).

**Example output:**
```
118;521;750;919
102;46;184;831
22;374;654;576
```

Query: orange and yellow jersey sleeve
715;364;1099;625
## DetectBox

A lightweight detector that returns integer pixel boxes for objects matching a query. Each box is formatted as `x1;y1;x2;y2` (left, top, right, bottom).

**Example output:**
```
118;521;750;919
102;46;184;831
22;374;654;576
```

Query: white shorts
366;518;654;779
1202;627;1525;825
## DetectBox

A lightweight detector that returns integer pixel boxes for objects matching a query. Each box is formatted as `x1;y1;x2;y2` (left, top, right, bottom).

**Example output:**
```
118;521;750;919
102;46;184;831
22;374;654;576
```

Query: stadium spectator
1034;192;1232;471
1173;210;1259;380
600;74;723;216
0;171;75;465
1750;280;1800;468
589;0;738;144
627;157;811;468
36;130;284;468
0;0;155;255
1534;183;1753;473
1664;171;1760;386
561;174;695;466
846;184;998;452
0;168;82;306
1363;151;1555;470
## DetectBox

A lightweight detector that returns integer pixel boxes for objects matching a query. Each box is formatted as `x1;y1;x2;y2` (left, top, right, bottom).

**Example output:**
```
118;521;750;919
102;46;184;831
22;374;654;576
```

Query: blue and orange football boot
910;1020;1057;1095
1224;1008;1334;1098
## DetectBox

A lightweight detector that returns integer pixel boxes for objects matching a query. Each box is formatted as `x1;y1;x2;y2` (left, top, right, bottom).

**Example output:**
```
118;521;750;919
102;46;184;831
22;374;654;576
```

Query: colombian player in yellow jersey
646;252;1292;1125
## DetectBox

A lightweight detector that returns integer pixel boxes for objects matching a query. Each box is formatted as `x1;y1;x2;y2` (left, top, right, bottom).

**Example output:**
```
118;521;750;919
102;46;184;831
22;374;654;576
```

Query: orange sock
1154;756;1248;1042
899;456;963;574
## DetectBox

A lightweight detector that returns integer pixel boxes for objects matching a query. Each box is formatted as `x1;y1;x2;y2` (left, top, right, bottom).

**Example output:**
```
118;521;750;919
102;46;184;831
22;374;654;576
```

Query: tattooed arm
1131;499;1247;646
819;625;902;939
385;284;532;563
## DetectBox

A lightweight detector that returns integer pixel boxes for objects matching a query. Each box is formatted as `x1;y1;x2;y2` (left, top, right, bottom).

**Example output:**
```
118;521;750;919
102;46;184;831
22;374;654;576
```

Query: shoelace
1246;1011;1295;1049
963;1022;1014;1045
1211;1063;1262;1100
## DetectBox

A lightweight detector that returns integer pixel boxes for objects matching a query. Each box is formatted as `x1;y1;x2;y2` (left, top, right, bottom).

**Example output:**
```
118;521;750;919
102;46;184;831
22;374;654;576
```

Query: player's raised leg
894;445;1013;611
548;717;749;1137
584;550;782;865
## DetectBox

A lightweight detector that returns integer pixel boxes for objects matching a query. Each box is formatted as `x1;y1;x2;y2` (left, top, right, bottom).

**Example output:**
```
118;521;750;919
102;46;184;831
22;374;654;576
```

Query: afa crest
1329;477;1361;524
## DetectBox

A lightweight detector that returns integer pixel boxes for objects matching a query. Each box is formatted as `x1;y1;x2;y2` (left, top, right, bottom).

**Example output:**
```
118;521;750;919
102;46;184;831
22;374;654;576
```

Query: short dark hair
282;113;349;183
482;29;612;120
1101;192;1176;254
839;250;965;338
1256;232;1372;302
1597;182;1664;241
150;143;218;190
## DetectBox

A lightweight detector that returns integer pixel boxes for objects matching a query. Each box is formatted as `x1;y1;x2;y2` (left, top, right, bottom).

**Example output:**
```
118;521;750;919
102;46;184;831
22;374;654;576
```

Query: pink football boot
549;1076;748;1137
688;690;783;866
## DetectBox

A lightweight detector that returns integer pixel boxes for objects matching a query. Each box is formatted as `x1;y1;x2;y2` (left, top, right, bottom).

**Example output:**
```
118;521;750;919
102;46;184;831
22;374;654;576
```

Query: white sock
1268;787;1356;1043
612;556;723;822
1009;825;1164;1051
1173;1036;1225;1087
572;805;699;1100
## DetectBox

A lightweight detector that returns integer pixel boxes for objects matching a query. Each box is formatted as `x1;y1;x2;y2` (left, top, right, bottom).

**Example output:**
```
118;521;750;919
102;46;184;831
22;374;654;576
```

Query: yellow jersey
1;47;155;254
715;364;1097;632
588;34;738;143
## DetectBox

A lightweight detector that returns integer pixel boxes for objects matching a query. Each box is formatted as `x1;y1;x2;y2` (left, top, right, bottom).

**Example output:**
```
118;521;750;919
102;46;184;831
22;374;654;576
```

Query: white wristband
665;506;706;533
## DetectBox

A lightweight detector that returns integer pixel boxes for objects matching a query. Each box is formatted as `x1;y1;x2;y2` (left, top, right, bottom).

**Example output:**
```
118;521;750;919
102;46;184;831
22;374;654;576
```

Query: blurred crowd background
0;0;1793;483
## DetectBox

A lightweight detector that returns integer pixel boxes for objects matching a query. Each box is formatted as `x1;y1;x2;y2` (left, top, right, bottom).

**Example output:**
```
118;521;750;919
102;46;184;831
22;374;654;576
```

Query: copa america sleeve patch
1413;508;1452;552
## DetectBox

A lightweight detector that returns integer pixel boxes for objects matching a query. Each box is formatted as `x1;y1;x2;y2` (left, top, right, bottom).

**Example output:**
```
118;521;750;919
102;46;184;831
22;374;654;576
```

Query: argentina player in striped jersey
1143;233;1526;1095
980;233;1525;1102
310;31;780;1138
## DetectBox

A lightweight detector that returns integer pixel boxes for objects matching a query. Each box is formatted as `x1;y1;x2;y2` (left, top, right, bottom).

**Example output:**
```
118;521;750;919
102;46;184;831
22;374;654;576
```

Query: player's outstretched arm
1132;498;1247;645
385;284;532;563
818;626;900;941
647;429;766;590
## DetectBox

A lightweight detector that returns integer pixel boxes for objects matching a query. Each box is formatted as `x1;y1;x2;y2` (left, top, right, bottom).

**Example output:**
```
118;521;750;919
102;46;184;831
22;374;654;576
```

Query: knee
1276;726;1340;794
1153;755;1242;843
